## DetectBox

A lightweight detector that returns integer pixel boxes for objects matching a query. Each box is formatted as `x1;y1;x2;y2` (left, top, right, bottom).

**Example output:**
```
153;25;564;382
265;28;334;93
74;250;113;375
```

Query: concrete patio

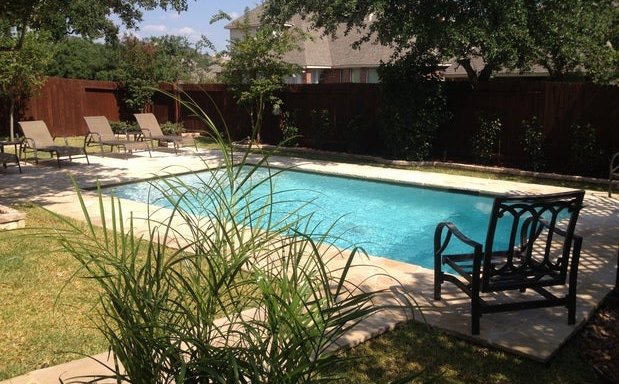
0;147;617;383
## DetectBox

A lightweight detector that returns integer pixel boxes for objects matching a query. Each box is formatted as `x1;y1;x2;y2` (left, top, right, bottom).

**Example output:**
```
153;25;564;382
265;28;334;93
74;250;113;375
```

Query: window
367;69;380;83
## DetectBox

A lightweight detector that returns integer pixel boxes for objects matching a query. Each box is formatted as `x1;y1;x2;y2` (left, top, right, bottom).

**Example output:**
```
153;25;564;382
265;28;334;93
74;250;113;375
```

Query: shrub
378;52;450;161
109;121;140;134
310;109;331;136
279;110;299;147
346;113;371;154
160;121;184;135
569;123;604;177
471;115;502;165
521;116;547;171
51;97;415;383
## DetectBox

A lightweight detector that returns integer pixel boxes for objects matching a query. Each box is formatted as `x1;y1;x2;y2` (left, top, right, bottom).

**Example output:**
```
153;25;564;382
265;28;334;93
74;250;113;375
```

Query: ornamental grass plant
47;95;415;383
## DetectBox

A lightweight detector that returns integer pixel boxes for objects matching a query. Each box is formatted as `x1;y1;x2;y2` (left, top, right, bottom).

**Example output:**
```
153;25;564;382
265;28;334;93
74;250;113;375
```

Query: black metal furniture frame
434;190;585;335
0;140;22;173
609;152;619;197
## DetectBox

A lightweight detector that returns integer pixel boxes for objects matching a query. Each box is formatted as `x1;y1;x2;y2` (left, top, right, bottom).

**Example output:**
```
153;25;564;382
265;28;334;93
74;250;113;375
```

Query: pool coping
1;148;617;383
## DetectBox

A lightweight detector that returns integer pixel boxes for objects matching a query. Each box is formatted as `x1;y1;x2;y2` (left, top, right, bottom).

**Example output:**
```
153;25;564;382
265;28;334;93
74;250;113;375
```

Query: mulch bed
577;291;619;384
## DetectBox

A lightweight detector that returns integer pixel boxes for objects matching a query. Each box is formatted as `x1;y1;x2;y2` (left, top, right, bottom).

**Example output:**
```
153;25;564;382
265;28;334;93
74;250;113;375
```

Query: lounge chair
134;113;197;154
84;116;151;158
18;120;89;168
609;152;619;197
433;190;585;335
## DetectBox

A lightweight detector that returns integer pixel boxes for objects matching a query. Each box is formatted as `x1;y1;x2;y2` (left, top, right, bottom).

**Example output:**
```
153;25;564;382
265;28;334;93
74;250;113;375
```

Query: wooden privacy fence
1;78;122;137
440;81;619;176
0;78;249;139
2;77;617;176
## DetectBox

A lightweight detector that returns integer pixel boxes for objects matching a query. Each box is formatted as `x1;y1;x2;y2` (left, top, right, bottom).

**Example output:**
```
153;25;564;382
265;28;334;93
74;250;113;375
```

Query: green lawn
0;204;604;383
0;205;106;379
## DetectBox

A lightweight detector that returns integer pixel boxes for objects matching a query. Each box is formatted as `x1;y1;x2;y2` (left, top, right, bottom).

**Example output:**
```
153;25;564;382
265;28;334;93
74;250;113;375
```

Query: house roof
224;5;264;29
226;6;394;69
226;6;549;77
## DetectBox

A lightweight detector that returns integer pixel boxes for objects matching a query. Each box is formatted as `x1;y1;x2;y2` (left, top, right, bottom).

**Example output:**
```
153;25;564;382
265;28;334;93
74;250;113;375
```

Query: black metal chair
434;190;585;335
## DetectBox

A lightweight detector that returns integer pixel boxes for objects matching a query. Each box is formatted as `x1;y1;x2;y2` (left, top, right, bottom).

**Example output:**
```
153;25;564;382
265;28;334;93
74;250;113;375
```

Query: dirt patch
577;291;619;384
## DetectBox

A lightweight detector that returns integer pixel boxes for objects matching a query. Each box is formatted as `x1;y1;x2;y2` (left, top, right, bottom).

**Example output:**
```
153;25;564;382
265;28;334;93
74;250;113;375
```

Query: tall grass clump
49;92;415;383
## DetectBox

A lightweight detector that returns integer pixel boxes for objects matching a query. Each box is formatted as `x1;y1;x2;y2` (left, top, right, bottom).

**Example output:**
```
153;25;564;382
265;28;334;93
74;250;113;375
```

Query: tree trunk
478;64;495;82
9;98;15;140
457;59;479;86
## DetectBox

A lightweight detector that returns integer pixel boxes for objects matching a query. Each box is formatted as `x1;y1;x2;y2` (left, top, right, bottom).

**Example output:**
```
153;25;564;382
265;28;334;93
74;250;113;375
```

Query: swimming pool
102;166;496;270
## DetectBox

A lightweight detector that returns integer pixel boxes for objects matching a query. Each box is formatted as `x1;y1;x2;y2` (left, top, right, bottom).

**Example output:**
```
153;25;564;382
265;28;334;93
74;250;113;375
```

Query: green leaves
221;18;302;141
0;30;54;138
378;52;450;161
265;0;618;84
52;97;414;383
1;0;191;44
0;31;53;99
471;115;502;165
527;0;618;82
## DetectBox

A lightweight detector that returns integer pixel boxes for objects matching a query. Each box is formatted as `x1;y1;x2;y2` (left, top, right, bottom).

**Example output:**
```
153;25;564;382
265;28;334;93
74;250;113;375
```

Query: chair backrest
611;152;619;176
18;121;56;147
482;190;585;292
134;113;164;136
84;116;116;141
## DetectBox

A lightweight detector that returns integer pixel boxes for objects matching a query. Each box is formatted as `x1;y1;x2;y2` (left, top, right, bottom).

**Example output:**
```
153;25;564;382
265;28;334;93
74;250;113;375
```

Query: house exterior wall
314;68;381;84
320;69;340;83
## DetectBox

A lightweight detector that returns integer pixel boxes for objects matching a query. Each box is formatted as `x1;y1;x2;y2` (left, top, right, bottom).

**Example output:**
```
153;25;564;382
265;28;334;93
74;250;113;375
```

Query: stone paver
1;148;617;383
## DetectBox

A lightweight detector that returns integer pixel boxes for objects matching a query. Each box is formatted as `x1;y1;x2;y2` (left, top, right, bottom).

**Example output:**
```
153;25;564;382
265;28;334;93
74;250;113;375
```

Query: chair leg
471;300;481;335
434;257;443;300
568;286;577;325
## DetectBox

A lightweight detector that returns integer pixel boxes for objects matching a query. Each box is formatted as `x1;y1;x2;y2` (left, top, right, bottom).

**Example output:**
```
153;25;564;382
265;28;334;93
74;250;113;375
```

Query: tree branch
457;58;479;85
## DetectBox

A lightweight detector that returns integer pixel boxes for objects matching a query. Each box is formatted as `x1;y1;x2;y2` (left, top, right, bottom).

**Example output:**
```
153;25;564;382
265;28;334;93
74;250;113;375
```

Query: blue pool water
103;167;496;269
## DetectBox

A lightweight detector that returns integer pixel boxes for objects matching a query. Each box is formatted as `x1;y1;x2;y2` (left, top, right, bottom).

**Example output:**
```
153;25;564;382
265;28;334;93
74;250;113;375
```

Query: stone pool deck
0;148;617;383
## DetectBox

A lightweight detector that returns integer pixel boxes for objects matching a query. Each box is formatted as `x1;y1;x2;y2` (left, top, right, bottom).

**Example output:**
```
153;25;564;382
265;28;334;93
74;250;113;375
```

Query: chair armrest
140;128;153;139
22;137;36;150
86;132;101;143
434;222;482;256
611;152;619;174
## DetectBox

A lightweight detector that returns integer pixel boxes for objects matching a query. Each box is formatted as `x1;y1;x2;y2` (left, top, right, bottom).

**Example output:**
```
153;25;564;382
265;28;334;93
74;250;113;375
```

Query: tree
219;16;302;142
527;0;618;82
0;0;191;49
45;34;214;112
264;0;618;84
0;0;192;135
47;37;120;80
116;35;160;113
0;31;53;139
146;35;213;83
114;34;214;112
